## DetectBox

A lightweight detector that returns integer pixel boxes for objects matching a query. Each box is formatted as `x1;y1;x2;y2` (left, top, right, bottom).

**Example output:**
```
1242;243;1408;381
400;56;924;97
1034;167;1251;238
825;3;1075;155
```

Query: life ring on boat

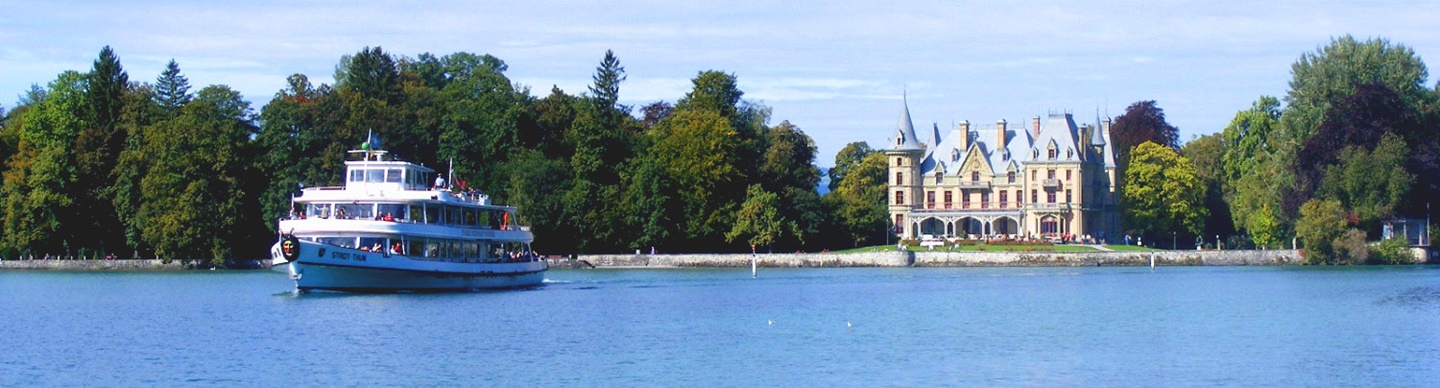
280;235;300;261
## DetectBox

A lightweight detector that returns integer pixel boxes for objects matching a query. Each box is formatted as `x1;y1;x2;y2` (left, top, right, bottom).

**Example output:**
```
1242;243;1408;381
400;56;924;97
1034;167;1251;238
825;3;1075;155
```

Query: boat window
425;240;445;259
425;205;442;224
319;237;355;249
462;242;479;262
335;203;373;220
377;204;406;221
408;240;425;259
408;205;423;222
349;169;363;183
447;207;462;226
463;209;477;226
307;203;332;219
449;241;462;261
385;169;402;183
365;169;384;183
358;237;386;252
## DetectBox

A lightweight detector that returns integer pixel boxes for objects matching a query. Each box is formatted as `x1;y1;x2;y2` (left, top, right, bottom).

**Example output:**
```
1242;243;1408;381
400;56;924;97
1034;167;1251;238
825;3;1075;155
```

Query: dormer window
935;171;944;184
951;149;960;162
1066;149;1073;159
1007;171;1016;183
1048;147;1057;160
971;171;980;182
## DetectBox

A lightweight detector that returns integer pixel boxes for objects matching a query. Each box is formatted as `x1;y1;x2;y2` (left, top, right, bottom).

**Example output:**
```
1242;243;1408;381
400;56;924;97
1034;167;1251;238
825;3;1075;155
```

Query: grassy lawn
1103;244;1167;252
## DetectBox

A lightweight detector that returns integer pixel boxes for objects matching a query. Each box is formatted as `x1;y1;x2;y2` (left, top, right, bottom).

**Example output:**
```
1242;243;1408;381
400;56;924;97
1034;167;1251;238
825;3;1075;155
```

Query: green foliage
727;184;788;248
1181;133;1233;236
154;59;192;114
2;71;87;254
677;71;742;118
135;85;256;265
1371;237;1414;265
1318;133;1412;229
1220;96;1290;247
1122;142;1207;242
648;108;741;245
588;49;626;116
1282;35;1430;144
1296;199;1347;264
1331;228;1369;265
828;141;873;192
824;152;888;247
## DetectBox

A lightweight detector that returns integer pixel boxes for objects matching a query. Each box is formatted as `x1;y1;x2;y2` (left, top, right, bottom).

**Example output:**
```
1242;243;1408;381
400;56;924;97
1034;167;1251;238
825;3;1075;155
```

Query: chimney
1033;116;1042;137
995;119;1006;150
959;121;970;150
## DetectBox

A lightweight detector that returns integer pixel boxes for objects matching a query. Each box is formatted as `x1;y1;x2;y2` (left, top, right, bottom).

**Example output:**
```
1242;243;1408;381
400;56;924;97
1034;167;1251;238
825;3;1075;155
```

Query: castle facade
885;99;1121;242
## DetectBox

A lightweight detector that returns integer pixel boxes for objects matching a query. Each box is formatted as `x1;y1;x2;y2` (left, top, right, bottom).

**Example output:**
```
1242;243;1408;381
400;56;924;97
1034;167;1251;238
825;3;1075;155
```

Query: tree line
1113;35;1439;264
0;46;895;264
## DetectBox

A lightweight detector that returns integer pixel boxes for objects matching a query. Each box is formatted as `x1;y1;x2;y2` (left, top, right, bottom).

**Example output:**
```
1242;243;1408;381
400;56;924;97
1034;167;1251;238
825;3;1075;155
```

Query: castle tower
885;96;924;238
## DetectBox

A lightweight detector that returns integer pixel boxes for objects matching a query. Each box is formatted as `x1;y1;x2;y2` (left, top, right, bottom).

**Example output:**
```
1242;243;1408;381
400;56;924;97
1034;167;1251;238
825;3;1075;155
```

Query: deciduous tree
1296;198;1347;265
1122;141;1207;245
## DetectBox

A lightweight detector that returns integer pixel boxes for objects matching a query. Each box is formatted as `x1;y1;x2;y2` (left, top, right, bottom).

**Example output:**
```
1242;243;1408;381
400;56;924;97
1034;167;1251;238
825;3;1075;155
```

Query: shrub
1371;237;1414;265
1297;199;1347;264
1331;228;1368;265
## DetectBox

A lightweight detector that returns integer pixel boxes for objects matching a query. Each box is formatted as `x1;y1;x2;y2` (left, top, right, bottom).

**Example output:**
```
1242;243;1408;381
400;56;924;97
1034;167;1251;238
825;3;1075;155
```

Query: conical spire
894;93;922;151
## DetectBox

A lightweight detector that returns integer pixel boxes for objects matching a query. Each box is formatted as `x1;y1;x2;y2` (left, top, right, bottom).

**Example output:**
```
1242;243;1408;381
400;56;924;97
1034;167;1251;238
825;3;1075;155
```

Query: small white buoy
768;319;774;326
846;321;852;328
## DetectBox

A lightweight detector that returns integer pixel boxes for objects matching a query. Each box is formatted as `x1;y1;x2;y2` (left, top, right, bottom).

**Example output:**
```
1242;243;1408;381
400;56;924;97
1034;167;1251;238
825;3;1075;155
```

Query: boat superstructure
269;146;546;292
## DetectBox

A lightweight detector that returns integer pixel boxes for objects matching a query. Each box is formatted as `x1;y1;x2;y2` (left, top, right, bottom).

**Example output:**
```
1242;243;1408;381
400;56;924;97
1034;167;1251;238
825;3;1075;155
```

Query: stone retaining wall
1;258;271;271
565;249;1302;268
1;259;192;271
564;252;911;268
912;249;1302;267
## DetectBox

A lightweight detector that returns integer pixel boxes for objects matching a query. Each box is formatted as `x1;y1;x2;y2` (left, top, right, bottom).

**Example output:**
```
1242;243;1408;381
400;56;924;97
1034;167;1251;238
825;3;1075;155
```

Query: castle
885;98;1121;242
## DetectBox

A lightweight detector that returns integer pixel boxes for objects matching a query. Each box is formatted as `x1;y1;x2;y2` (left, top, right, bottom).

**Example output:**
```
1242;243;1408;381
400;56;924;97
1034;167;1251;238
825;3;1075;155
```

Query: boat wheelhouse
269;147;546;292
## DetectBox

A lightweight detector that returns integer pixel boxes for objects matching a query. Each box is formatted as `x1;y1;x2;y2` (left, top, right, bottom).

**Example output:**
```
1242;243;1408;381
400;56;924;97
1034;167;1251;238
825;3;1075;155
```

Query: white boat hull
270;240;546;292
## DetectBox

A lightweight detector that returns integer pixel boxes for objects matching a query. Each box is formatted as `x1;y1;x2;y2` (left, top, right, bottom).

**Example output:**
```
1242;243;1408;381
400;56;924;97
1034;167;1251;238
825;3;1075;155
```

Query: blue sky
3;1;1438;166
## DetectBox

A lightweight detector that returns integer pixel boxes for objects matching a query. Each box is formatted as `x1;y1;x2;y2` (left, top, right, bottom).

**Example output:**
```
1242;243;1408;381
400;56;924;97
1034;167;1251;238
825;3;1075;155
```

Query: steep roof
892;96;922;151
1031;114;1082;162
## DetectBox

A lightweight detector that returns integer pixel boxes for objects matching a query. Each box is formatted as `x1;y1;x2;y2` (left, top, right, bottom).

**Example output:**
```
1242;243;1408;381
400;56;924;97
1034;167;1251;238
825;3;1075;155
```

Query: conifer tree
155;59;192;114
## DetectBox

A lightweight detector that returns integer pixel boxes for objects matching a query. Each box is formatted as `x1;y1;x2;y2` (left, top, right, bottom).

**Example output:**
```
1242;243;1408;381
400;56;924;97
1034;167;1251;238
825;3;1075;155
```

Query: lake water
3;266;1439;386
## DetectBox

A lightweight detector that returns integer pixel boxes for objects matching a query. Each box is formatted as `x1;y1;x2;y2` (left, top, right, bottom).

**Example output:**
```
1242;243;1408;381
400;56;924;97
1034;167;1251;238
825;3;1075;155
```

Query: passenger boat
269;143;546;292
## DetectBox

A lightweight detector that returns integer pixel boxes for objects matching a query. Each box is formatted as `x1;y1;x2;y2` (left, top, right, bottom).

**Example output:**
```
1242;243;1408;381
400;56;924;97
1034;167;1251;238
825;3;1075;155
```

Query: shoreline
1;258;271;271
17;249;1432;271
552;249;1308;268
